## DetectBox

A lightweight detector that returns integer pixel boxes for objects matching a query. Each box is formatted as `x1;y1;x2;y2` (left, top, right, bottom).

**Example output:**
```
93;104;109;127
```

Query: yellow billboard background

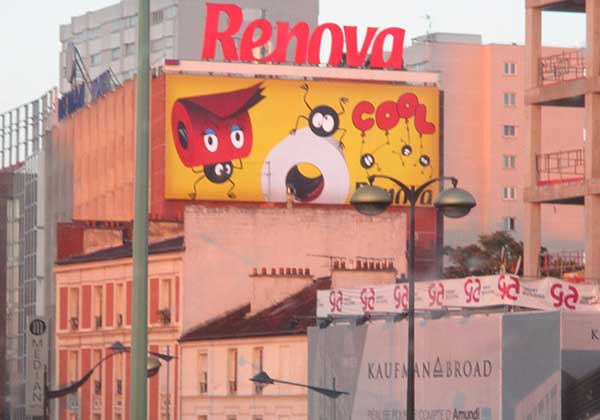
165;74;440;205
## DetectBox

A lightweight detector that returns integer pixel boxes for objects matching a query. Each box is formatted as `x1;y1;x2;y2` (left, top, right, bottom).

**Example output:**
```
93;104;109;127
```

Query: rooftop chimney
249;266;313;314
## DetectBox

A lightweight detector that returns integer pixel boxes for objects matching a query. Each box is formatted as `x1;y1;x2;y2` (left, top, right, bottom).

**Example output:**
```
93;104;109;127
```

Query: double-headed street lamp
350;175;476;420
44;341;172;420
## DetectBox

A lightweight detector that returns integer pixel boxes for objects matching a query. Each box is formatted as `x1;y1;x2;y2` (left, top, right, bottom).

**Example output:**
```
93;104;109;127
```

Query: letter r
202;3;243;60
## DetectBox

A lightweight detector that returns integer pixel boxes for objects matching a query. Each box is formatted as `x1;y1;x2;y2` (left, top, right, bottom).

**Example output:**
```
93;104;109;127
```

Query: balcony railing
538;50;585;86
541;250;585;280
536;149;584;186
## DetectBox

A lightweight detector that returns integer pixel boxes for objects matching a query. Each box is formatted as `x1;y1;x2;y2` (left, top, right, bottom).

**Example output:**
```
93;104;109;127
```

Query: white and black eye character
360;153;376;169
291;83;348;147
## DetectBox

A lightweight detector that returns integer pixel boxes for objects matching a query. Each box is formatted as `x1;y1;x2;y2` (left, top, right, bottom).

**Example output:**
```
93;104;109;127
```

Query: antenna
421;14;433;40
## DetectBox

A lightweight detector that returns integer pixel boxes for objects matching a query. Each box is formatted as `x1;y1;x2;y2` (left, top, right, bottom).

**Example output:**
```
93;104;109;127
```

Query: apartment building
404;33;585;252
58;0;319;94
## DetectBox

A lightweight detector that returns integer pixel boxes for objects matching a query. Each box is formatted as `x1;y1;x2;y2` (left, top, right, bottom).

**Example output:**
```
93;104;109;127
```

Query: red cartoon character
171;83;265;199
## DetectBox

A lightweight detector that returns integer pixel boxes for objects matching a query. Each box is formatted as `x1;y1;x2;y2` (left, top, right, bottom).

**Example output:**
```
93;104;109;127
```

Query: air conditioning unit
95;316;102;329
117;313;124;327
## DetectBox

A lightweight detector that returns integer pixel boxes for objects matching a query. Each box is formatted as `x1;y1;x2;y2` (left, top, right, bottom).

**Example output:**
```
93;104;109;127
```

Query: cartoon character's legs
227;179;236;199
189;175;206;199
290;115;309;135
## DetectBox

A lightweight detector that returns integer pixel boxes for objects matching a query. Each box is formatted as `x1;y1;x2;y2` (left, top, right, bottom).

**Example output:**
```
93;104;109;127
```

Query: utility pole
130;0;150;418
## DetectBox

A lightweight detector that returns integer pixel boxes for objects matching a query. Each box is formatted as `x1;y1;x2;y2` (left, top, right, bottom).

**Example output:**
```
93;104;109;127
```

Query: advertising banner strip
317;275;600;317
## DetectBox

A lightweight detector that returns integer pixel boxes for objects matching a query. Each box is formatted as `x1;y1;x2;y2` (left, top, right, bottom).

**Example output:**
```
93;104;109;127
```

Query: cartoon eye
225;164;232;175
203;129;218;153
401;145;412;156
230;125;245;149
311;112;324;128
322;114;335;133
215;163;224;176
419;155;431;167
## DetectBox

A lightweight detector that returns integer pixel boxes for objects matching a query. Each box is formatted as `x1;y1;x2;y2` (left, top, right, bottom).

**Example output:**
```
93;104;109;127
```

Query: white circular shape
261;128;350;204
215;163;223;176
230;129;244;149
322;114;335;133
311;112;323;128
203;133;218;152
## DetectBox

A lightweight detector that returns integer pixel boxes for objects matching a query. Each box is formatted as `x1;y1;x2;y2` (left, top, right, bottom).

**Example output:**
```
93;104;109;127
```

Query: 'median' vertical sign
26;317;48;416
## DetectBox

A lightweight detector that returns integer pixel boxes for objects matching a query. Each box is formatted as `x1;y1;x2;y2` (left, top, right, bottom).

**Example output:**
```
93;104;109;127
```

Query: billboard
308;316;501;419
165;74;440;204
308;311;600;420
26;317;48;417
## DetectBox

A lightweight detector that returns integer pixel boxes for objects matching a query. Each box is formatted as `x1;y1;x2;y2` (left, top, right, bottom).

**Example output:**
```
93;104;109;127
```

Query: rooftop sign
201;3;405;69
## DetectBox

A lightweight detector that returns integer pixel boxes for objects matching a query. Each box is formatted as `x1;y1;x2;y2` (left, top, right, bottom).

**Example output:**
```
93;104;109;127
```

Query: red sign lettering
329;290;343;313
202;3;405;69
351;94;436;135
360;287;376;311
550;283;579;310
428;283;445;307
464;278;482;304
394;285;409;310
498;275;520;301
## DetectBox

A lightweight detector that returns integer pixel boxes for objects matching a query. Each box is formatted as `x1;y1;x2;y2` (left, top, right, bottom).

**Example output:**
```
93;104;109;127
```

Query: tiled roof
56;236;184;265
180;277;331;342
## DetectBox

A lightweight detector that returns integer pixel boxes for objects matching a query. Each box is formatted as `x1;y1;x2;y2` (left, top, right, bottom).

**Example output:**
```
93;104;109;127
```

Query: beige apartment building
405;33;585;253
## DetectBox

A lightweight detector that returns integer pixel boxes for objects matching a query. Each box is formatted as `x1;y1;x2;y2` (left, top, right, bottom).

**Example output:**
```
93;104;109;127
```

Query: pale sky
0;1;585;112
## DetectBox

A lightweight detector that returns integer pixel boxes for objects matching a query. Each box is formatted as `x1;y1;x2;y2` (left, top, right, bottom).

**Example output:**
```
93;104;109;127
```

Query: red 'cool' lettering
351;94;436;135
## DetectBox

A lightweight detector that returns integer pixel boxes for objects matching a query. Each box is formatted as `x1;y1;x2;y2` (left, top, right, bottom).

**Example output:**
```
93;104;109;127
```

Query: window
503;186;516;200
503;125;516;137
68;351;79;383
227;349;238;394
151;39;163;53
198;416;208;420
112;19;125;32
93;350;102;395
93;286;103;329
164;6;177;19
152;9;164;25
91;53;102;66
112;47;121;61
69;288;79;330
116;283;124;327
125;42;135;56
115;352;124;395
227;416;237;420
198;352;208;394
502;155;516;169
504;92;516;107
159;278;172;324
503;217;516;232
503;62;516;75
253;347;264;395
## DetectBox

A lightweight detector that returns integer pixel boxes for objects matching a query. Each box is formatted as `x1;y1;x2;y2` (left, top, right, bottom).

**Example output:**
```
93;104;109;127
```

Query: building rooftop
56;236;184;265
180;277;331;342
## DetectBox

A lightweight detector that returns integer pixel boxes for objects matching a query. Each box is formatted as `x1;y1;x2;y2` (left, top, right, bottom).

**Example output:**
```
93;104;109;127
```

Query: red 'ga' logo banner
201;3;406;69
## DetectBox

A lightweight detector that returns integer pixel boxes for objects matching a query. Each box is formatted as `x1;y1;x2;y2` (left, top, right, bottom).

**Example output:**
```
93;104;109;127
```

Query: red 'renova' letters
201;3;405;69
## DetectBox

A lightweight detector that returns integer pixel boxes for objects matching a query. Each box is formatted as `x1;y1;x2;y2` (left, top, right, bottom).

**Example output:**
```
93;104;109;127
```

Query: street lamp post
350;175;476;420
131;0;151;418
44;342;169;420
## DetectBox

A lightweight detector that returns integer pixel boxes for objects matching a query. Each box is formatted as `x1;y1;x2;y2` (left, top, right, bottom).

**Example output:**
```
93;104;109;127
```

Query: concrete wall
183;205;407;330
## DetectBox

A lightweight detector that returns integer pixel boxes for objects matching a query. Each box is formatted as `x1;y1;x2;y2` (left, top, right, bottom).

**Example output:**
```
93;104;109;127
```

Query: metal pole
130;0;150;418
166;346;170;420
406;190;416;420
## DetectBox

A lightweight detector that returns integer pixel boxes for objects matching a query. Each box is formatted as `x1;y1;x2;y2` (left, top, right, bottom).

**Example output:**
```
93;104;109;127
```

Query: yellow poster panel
165;74;440;205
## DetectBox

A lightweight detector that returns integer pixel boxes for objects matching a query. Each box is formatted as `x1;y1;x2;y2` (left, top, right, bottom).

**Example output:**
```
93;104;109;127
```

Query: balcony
525;149;585;204
527;50;586;106
539;50;585;86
